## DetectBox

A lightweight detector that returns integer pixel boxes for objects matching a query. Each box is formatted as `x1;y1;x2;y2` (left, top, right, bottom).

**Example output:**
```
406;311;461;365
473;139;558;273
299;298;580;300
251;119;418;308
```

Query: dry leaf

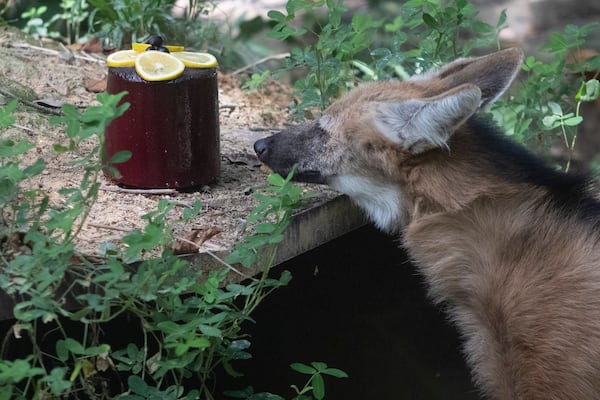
33;98;64;109
85;78;107;93
173;227;221;255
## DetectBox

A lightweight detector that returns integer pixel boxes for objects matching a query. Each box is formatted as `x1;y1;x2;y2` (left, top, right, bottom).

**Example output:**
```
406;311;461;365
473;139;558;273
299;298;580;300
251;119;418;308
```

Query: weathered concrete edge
184;194;367;274
274;194;366;265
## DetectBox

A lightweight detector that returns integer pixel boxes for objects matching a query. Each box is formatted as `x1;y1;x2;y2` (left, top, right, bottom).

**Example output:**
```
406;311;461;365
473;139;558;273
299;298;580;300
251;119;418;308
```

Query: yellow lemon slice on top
134;51;185;81
172;52;218;68
132;42;185;52
106;50;139;67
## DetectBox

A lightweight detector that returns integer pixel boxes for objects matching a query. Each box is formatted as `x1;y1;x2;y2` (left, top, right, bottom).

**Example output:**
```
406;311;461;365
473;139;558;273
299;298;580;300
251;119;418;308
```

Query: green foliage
288;362;348;400
20;0;91;44
226;166;314;269
87;0;177;48
0;93;316;399
267;0;383;118
20;6;52;38
223;362;348;400
57;0;91;44
490;23;600;170
256;0;504;119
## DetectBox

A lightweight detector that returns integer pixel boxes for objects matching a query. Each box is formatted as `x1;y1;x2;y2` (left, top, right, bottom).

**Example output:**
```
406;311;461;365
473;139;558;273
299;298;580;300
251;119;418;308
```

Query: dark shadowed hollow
217;225;479;400
0;226;479;399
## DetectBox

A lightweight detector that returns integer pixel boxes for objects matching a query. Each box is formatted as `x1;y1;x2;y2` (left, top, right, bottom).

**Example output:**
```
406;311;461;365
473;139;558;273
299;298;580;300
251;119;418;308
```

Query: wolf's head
254;48;524;231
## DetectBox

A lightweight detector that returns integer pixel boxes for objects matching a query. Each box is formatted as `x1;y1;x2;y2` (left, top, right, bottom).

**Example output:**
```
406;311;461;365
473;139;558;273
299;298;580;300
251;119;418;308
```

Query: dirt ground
0;26;336;258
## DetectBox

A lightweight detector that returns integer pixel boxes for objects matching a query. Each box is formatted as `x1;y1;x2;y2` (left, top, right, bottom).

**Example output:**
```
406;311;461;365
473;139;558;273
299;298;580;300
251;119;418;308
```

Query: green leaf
548;101;563;115
0;139;33;157
127;375;150;395
322;367;348;378
199;324;222;337
267;173;285;186
496;9;507;27
40;367;71;395
422;13;439;30
578;79;600;102
563;116;583;126
83;343;110;357
279;270;293;286
175;343;189;357
311;373;325;400
63;338;85;355
351;13;379;33
267;10;286;22
0;99;17;128
109;150;132;164
254;222;276;234
56;340;69;361
157;321;181;334
182;199;202;220
310;361;328;371
542;115;559;129
186;337;211;350
290;362;316;375
0;358;44;384
23;158;45;177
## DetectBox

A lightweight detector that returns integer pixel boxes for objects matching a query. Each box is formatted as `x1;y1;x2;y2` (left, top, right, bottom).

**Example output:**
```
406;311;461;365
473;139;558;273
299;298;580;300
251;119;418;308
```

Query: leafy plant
0;92;314;399
52;0;91;44
87;0;177;48
490;23;600;170
0;93;128;398
253;0;504;119
540;78;600;171
224;362;348;400
266;0;382;118
20;6;52;38
20;0;91;44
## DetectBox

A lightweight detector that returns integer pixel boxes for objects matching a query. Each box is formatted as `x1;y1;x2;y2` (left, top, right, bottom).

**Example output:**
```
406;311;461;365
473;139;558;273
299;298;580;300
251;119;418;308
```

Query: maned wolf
253;48;600;399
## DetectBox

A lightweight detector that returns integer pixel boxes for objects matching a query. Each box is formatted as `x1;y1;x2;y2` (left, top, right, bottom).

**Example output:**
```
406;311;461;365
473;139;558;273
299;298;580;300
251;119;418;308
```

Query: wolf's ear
373;84;481;153
432;47;524;107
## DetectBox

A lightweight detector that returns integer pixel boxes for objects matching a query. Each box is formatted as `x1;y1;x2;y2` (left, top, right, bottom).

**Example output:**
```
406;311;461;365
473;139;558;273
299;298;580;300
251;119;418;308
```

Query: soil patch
0;26;336;258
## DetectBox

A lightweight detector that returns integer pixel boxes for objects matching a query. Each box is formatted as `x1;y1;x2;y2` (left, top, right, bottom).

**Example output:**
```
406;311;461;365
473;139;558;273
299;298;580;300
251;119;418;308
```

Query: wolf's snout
254;138;268;159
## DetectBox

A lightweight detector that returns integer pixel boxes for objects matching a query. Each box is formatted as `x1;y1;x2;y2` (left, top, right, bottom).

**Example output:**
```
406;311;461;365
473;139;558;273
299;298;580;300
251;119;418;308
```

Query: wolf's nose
254;138;268;158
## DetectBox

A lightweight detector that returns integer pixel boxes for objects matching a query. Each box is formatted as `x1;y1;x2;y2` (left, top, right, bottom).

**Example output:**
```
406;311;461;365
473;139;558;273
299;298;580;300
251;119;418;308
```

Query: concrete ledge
184;194;366;279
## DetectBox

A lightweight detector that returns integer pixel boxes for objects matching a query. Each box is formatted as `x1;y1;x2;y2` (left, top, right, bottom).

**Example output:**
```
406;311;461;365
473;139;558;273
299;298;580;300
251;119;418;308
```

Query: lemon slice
132;42;185;52
106;50;139;67
172;52;218;68
134;51;185;81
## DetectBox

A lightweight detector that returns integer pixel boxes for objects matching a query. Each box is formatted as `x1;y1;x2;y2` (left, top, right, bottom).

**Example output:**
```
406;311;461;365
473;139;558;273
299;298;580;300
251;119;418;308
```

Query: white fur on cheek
329;175;407;232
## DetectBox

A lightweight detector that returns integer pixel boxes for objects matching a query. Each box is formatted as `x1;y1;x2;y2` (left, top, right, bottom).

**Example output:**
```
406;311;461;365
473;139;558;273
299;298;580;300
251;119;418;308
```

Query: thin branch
205;250;259;282
11;42;105;64
87;222;132;233
99;186;177;195
0;87;63;116
231;52;290;75
13;123;36;133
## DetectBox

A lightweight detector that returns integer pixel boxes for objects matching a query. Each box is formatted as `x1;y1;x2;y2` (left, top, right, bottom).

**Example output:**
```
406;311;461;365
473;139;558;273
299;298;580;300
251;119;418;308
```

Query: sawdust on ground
0;26;337;259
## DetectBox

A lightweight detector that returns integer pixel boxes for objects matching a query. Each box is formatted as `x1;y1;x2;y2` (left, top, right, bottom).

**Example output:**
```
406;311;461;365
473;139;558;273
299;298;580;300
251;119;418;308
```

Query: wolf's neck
329;175;410;233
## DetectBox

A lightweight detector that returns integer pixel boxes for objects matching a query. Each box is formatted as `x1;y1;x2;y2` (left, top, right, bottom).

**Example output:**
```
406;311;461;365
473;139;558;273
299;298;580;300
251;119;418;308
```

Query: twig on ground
11;42;105;64
205;250;259;282
100;186;177;195
0;87;63;116
231;53;290;75
87;222;132;232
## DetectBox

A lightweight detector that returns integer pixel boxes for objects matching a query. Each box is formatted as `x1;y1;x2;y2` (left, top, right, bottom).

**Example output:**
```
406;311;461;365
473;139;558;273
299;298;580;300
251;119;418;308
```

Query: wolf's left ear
373;84;482;153
433;47;524;107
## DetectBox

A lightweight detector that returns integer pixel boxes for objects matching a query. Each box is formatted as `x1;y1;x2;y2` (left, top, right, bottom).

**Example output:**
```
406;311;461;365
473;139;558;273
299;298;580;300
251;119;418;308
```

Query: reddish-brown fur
254;48;600;399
